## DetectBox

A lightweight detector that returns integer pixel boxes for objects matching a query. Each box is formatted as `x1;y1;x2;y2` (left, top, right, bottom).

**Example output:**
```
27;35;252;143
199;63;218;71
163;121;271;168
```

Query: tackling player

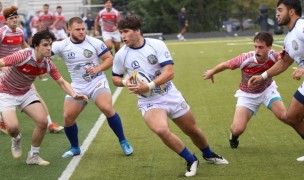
112;15;229;177
0;29;88;165
248;0;304;162
203;32;304;149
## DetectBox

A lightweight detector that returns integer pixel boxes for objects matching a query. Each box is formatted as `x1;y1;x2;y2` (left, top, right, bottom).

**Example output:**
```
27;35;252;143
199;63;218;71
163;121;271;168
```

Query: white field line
58;86;124;180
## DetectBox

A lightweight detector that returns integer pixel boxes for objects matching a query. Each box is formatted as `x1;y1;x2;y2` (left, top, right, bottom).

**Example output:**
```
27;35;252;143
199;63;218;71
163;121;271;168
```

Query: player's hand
203;69;215;83
73;94;89;102
248;75;263;87
85;67;99;75
94;30;100;36
39;73;47;79
292;67;304;80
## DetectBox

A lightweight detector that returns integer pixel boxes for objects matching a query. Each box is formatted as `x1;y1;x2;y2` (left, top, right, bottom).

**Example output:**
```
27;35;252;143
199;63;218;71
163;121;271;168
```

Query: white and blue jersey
52;35;109;84
112;38;178;100
284;18;304;67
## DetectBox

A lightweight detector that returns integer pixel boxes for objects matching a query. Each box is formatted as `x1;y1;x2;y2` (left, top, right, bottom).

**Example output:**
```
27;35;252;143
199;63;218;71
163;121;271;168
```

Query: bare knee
230;124;245;136
153;127;171;139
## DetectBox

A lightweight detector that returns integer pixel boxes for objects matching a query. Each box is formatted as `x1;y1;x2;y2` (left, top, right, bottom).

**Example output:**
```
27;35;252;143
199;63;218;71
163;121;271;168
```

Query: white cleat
203;153;229;165
185;159;199;177
11;134;22;159
296;156;304;162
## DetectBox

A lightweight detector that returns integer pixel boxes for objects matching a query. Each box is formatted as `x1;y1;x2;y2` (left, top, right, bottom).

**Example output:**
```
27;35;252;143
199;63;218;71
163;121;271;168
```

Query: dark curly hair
31;29;56;48
118;15;142;30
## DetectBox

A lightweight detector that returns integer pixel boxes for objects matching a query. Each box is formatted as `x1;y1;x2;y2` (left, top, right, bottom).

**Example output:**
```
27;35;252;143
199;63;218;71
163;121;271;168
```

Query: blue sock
179;147;196;163
200;146;214;158
107;113;126;142
64;123;79;148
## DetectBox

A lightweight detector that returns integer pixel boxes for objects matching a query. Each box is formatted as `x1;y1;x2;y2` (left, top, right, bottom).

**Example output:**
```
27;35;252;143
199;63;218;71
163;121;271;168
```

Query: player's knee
153;127;170;138
230;124;245;135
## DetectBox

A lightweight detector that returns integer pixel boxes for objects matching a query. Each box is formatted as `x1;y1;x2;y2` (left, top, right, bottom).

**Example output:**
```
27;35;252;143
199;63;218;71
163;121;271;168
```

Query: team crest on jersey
67;52;75;59
131;61;140;69
181;101;188;109
164;51;170;58
147;54;158;65
83;49;93;58
292;40;299;51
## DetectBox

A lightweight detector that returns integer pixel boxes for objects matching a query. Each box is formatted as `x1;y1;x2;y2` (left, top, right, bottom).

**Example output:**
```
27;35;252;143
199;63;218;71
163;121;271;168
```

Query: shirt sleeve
3;49;32;66
112;50;126;77
227;53;249;70
48;59;62;80
87;36;109;57
154;40;174;67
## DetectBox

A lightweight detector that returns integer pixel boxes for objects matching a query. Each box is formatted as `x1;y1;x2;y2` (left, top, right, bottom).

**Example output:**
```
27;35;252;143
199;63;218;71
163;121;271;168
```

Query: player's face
254;40;271;62
105;1;113;10
35;39;53;58
120;29;141;48
43;6;49;13
5;15;19;30
276;4;291;26
69;22;86;42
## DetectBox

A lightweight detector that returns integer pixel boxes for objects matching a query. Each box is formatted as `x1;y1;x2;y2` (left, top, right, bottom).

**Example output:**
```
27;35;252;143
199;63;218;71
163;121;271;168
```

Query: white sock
47;115;52;127
30;146;40;156
14;133;21;140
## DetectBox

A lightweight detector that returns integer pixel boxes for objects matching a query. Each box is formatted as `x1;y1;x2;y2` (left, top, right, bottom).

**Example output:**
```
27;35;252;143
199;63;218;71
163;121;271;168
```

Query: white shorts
138;90;190;119
234;81;282;115
52;29;68;40
66;76;111;105
102;31;121;42
0;88;40;112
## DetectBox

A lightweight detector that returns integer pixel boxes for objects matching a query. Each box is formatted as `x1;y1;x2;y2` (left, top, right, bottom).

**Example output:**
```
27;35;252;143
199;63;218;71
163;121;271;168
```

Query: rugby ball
131;70;153;97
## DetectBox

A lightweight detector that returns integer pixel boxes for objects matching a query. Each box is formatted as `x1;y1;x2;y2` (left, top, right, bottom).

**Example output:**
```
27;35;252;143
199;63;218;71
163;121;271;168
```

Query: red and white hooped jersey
227;50;280;94
97;8;121;32
0;13;5;28
0;25;24;58
0;48;61;95
53;12;66;30
39;11;54;29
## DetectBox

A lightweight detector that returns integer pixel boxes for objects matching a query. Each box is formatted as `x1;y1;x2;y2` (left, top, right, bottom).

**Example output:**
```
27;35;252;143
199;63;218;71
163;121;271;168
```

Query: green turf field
1;36;304;180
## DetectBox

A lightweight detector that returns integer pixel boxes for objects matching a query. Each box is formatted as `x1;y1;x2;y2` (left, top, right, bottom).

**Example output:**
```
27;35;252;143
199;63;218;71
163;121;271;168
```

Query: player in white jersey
0;29;88;165
204;32;304;149
94;0;121;54
52;17;133;158
249;0;304;162
112;15;228;177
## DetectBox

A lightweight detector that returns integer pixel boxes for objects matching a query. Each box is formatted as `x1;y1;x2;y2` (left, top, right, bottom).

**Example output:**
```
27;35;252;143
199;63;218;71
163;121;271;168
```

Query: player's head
3;6;19;30
277;0;302;16
118;15;143;47
105;0;113;10
43;4;49;12
277;0;302;26
56;6;62;13
68;17;86;42
253;32;273;61
181;7;186;13
31;29;56;57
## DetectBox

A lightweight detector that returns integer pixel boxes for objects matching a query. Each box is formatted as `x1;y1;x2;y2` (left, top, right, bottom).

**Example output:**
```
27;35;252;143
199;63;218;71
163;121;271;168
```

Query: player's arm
86;51;113;74
50;18;58;29
203;61;230;83
55;77;88;101
248;52;294;86
94;15;100;36
0;58;5;67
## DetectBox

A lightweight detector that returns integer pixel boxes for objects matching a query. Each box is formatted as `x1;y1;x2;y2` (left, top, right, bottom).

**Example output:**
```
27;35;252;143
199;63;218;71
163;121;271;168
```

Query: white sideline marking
58;86;124;180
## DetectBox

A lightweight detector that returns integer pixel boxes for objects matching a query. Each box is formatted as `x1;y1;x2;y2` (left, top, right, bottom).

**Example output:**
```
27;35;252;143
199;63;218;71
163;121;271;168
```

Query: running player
112;15;228;177
51;17;133;158
94;0;121;54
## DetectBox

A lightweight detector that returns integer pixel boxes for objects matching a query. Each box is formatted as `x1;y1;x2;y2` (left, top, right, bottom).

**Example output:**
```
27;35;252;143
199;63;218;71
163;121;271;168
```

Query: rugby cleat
185;155;199;177
26;152;50;166
48;123;64;133
62;147;81;158
203;153;229;165
120;140;133;156
11;134;22;159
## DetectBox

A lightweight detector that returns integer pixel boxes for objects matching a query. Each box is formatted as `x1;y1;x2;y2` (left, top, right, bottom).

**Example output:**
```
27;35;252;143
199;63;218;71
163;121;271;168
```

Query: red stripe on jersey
0;15;4;20
40;15;52;20
56;16;64;21
1;34;23;45
101;14;117;20
16;64;47;75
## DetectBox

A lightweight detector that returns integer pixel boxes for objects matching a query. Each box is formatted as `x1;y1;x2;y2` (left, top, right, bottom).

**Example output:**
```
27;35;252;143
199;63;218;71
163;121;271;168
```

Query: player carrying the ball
112;15;229;177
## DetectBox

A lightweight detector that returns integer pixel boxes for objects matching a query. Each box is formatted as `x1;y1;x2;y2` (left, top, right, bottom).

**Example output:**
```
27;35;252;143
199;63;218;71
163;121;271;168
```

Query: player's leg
112;31;121;53
62;98;85;158
144;108;198;177
22;102;50;166
103;32;114;53
173;110;229;164
33;84;63;133
94;90;133;156
2;110;22;159
229;106;253;148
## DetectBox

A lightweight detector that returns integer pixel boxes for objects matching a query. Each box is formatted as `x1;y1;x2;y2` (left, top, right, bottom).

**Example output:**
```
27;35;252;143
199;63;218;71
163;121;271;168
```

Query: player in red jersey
0;2;5;28
50;6;67;41
0;29;88;165
0;6;64;134
204;32;304;149
38;4;54;31
94;0;121;54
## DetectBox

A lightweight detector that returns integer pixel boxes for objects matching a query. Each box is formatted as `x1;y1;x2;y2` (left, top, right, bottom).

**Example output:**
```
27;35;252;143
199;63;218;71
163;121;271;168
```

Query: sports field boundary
58;86;124;180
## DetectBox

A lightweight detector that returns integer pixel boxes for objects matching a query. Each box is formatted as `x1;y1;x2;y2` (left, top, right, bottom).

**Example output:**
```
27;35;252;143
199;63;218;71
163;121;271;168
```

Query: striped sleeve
2;49;31;66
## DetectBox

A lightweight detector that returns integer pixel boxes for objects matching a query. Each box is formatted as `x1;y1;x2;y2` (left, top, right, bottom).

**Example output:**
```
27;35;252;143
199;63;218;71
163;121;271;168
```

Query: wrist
261;71;268;80
122;79;127;86
147;81;156;90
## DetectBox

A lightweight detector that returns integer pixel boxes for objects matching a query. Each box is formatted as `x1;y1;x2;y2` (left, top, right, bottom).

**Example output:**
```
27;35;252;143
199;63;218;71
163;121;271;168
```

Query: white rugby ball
131;70;153;97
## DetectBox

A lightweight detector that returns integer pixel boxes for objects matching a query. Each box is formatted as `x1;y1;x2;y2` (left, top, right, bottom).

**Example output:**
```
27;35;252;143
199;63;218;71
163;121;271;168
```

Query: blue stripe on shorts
294;90;304;105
